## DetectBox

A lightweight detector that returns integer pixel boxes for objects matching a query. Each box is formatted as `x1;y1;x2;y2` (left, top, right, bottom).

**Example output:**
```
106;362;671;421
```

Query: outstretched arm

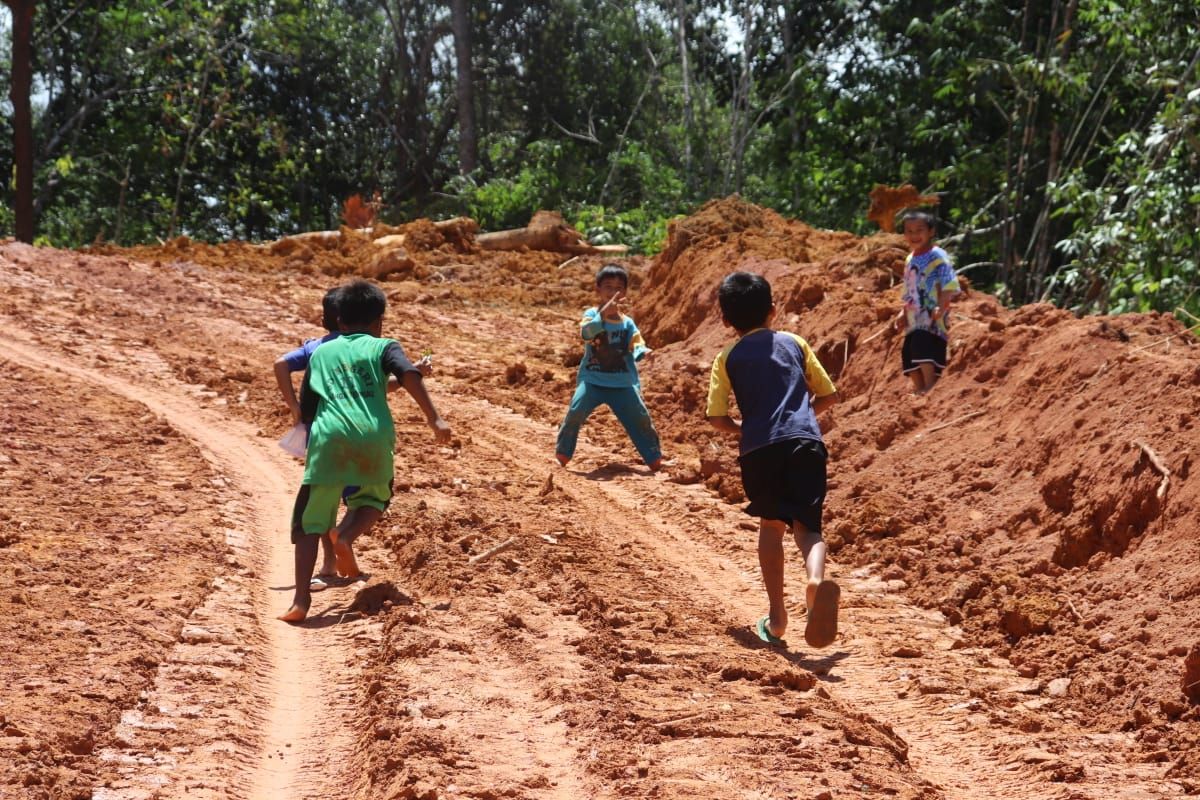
402;372;451;443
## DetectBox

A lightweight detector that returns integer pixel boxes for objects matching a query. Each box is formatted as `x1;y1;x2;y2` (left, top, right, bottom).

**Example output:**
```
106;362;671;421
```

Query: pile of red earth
631;196;1200;776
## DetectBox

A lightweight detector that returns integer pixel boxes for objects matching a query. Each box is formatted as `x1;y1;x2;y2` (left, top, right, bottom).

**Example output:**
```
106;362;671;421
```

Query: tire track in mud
427;392;1177;800
0;335;365;800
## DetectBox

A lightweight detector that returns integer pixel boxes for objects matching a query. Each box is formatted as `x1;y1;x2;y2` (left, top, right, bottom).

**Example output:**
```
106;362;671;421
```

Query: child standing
894;211;961;395
706;271;840;648
279;280;451;623
555;264;664;471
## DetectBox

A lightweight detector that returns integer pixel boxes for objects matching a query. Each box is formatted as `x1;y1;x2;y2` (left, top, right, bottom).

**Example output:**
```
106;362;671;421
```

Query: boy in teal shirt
555;264;663;470
279;280;451;623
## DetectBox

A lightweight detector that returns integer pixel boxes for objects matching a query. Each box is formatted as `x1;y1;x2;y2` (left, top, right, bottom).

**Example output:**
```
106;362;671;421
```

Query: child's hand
430;417;452;444
416;354;433;377
599;291;624;320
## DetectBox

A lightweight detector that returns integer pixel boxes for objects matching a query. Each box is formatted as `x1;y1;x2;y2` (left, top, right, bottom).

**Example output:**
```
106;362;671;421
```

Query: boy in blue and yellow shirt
707;271;840;649
555;264;663;471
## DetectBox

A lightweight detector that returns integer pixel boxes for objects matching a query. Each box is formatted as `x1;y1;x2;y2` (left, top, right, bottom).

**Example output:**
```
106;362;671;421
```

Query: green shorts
290;482;392;543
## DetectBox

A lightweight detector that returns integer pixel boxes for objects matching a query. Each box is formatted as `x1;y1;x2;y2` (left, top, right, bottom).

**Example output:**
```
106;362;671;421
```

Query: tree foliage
2;0;1198;315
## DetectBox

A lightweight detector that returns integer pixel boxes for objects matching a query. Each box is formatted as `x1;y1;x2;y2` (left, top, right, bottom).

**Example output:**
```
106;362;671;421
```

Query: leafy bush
570;204;679;256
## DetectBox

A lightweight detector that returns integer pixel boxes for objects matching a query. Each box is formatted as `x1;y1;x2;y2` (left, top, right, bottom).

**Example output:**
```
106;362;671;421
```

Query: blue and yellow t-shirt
902;246;960;340
707;329;836;456
577;308;650;388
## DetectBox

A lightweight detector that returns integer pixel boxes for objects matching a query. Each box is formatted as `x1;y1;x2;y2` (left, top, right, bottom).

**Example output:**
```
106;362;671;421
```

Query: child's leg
758;518;791;637
606;386;663;466
330;506;383;578
330;483;392;578
281;484;341;621
907;370;926;393
917;362;937;393
318;533;337;576
279;535;321;622
555;382;602;463
793;520;839;648
792;522;827;609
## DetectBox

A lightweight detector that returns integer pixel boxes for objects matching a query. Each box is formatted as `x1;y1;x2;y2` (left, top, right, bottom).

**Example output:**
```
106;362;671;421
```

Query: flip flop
755;615;786;646
309;576;329;592
804;580;841;649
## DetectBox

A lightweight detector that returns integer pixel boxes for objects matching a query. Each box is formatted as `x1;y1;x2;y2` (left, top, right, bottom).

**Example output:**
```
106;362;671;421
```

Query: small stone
891;646;923;658
1047;678;1072;697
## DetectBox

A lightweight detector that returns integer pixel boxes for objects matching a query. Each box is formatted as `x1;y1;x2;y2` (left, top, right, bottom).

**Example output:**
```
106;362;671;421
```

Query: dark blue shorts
738;438;827;532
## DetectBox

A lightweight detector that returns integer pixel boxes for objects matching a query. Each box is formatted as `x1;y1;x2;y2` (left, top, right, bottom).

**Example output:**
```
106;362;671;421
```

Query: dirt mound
867;183;941;232
633;197;1200;764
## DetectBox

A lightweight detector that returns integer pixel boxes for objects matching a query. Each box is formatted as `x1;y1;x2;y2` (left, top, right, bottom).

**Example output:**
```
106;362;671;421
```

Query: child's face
903;219;934;251
596;276;627;303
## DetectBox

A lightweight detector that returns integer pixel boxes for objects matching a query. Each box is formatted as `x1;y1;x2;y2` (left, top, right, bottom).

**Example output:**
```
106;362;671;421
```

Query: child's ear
767;304;778;324
720;315;733;329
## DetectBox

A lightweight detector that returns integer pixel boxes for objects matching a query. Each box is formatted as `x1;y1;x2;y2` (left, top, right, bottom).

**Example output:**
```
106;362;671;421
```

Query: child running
706;271;841;648
894;210;961;395
279;280;451;623
555;263;664;471
272;285;430;590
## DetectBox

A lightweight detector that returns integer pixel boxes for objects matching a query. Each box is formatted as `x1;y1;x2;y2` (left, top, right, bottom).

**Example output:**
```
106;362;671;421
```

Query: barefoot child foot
329;529;361;579
277;602;310;623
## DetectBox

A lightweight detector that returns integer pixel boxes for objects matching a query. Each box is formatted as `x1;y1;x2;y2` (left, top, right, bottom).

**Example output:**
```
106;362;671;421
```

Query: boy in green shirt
279;280;451;623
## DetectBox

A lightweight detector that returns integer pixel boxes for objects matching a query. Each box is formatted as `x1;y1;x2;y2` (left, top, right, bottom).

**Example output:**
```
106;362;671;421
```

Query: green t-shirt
302;333;407;486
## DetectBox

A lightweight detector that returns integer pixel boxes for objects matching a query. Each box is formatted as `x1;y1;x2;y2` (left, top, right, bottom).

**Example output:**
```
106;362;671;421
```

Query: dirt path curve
0;334;365;800
435;392;1173;799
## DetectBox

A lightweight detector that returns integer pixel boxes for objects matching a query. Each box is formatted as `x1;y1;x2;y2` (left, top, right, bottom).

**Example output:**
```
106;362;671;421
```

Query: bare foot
329;530;361;578
277;603;309;623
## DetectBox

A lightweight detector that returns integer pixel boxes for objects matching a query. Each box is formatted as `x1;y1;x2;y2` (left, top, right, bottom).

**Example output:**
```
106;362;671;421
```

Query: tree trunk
7;0;36;243
450;0;477;173
675;0;693;191
477;210;624;254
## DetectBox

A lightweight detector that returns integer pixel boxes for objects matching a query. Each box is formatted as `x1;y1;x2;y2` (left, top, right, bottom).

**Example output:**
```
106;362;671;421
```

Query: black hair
900;210;938;232
595;263;629;288
337;280;387;328
718;272;773;332
320;286;342;332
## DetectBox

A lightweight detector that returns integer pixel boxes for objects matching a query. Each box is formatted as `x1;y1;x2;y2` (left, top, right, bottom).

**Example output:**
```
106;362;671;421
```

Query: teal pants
556;382;662;465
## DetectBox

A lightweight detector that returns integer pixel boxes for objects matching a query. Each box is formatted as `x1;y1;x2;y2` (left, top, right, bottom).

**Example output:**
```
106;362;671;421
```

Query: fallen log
477;210;627;255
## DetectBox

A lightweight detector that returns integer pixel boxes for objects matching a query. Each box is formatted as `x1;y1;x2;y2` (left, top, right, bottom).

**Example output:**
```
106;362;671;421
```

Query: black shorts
738;438;827;532
902;329;948;375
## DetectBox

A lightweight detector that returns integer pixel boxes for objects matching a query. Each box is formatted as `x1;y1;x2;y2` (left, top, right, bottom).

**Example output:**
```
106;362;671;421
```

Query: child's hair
595;263;629;288
718;272;773;332
320;286;342;332
900;210;938;232
337;280;387;327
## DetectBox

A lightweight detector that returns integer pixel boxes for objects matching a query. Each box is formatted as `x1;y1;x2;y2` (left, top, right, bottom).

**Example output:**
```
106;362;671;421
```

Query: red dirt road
0;199;1197;799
